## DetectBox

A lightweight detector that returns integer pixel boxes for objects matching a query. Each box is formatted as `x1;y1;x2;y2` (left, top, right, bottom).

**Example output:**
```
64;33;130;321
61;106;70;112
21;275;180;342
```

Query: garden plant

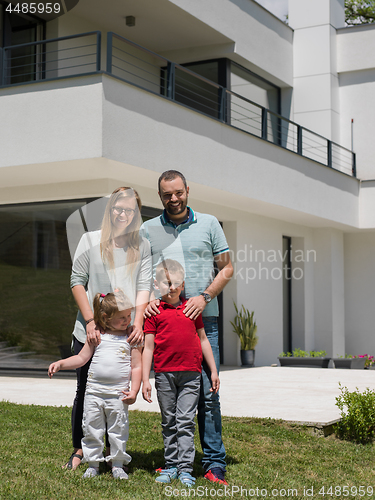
334;384;375;444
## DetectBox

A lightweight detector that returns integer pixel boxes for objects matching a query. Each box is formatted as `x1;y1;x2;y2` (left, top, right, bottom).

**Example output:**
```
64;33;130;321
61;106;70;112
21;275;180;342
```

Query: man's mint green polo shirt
141;207;229;317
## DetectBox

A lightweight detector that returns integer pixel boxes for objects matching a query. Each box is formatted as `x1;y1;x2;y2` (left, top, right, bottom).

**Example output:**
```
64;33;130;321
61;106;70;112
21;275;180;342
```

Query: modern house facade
1;0;374;366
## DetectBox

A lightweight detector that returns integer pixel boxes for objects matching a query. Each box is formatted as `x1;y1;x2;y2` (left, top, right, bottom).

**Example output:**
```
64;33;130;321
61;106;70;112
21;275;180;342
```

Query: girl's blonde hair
100;187;142;272
93;290;133;331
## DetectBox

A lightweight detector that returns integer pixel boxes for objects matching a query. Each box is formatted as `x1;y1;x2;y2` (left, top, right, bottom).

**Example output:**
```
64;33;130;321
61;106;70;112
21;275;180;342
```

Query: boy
142;259;220;488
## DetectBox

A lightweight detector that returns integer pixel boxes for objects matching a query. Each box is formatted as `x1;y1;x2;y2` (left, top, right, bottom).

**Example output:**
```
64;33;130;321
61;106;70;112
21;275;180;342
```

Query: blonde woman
66;187;151;470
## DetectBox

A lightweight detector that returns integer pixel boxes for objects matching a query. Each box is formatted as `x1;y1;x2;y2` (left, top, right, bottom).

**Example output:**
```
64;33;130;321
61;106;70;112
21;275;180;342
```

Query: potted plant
332;354;368;369
230;302;258;367
278;348;330;368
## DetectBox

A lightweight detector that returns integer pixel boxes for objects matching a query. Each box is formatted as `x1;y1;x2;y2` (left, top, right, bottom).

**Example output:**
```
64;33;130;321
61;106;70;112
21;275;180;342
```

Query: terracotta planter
332;357;366;369
278;357;330;368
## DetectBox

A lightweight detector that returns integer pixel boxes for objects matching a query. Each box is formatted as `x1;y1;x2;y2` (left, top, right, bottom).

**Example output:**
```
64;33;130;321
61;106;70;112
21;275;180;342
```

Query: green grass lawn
1;402;375;500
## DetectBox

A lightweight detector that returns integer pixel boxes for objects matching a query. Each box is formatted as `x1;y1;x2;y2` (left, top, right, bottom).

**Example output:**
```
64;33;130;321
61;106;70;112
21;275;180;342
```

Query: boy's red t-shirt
144;299;204;373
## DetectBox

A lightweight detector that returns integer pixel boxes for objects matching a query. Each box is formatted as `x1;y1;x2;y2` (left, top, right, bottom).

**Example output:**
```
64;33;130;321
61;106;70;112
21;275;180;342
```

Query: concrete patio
2;366;375;429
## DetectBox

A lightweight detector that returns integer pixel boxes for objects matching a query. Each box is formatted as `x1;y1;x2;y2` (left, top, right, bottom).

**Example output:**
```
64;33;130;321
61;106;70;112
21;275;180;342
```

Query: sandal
63;452;83;470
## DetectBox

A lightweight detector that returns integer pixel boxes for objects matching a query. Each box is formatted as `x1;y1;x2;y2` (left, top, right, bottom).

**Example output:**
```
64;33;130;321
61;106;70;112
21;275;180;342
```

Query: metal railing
0;30;356;177
0;31;101;86
106;32;356;177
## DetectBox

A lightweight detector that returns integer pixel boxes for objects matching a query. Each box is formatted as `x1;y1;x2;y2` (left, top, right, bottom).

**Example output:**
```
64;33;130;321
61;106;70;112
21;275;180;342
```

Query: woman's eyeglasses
112;206;135;217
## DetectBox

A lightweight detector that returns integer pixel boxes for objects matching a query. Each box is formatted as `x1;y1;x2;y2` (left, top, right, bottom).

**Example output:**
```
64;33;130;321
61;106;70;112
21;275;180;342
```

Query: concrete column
222;220;238;366
312;228;345;356
289;0;345;142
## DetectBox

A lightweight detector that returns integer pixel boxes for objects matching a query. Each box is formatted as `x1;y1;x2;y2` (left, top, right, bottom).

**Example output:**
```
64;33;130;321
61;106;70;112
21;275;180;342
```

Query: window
0;200;90;366
231;63;280;115
0;200;161;370
0;1;45;84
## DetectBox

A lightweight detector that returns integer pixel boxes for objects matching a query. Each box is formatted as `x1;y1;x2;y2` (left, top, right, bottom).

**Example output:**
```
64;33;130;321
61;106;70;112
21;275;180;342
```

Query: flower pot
241;349;255;367
332;357;366;369
278;357;330;368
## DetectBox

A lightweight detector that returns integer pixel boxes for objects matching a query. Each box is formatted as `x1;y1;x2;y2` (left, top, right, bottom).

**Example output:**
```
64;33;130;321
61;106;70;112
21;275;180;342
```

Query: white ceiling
70;0;233;53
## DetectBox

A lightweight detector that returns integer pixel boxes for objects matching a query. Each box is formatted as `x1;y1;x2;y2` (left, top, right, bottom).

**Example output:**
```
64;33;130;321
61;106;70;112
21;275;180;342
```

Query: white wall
0;77;103;168
339;70;375;180
312;228;345;357
223;213;321;366
344;232;375;356
169;0;293;87
360;182;375;227
101;75;360;228
337;26;375;179
337;24;375;74
0;73;361;224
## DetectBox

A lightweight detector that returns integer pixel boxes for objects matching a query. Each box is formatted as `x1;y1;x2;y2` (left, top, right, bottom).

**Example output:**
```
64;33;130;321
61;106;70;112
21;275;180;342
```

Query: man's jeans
198;317;226;472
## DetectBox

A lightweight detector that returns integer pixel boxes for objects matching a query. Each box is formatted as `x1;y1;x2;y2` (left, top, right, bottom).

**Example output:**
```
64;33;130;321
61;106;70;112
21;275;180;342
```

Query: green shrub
278;348;327;358
334;384;375;444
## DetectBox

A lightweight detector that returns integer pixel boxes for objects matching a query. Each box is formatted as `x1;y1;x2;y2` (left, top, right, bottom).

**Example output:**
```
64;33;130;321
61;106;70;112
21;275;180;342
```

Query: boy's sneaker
82;466;99;478
112;466;128;480
178;472;196;488
155;467;178;483
204;468;228;485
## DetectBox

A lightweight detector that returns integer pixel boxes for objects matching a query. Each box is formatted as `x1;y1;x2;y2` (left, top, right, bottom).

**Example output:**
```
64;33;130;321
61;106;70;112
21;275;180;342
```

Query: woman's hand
48;361;61;378
127;324;144;346
143;299;160;318
86;321;102;346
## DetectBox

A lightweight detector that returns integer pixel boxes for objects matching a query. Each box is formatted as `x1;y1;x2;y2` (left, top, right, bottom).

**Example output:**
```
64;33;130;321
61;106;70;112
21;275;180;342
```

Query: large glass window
0;200;162;371
231;63;280;114
160;57;281;138
230;62;281;142
0;200;92;368
161;59;229;120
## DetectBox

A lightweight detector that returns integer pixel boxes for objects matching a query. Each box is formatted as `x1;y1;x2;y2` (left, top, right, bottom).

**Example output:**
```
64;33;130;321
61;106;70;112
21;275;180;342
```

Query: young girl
48;290;141;480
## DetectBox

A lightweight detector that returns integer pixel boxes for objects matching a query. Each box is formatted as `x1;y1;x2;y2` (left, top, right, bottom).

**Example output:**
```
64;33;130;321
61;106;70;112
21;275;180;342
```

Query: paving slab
2;366;375;425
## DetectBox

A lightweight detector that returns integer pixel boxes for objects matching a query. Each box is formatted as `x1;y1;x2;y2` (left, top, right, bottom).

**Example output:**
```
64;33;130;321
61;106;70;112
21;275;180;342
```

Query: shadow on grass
128;448;239;477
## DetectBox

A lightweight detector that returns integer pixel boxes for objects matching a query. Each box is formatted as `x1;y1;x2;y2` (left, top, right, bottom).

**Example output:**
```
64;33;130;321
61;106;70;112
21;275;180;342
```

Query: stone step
0;351;36;360
0;345;20;355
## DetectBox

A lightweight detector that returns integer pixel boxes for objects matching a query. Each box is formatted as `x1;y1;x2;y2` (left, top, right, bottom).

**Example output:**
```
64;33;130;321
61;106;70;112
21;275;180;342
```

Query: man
141;170;233;485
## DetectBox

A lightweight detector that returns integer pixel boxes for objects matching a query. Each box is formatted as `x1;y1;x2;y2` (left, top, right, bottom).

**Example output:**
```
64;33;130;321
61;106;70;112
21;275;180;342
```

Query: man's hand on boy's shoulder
183;295;207;319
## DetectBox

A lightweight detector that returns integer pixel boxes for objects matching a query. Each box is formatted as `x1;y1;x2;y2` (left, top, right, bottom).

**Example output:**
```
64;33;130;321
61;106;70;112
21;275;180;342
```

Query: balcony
0;30;356;178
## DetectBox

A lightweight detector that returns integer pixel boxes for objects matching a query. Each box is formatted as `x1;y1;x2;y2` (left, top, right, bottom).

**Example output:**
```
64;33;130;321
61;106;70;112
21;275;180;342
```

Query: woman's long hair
100;187;142;273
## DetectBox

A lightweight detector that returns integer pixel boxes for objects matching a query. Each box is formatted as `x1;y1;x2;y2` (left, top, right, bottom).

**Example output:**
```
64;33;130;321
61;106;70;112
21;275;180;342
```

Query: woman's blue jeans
198;317;226;472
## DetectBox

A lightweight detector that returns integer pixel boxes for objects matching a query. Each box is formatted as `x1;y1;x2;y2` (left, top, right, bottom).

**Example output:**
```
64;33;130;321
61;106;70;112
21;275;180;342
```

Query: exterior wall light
125;16;136;27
